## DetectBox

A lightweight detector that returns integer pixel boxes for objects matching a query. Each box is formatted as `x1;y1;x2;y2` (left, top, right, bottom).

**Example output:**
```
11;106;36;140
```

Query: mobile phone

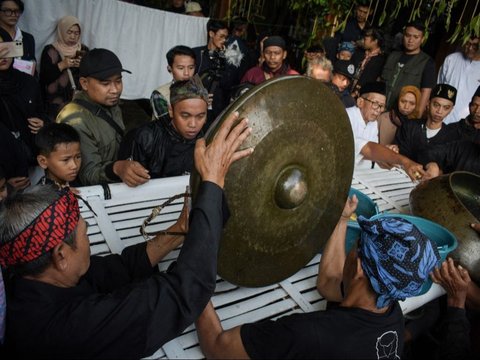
75;50;86;58
0;41;23;58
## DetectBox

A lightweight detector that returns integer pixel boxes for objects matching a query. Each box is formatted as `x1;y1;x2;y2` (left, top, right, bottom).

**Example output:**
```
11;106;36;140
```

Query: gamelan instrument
190;76;354;287
410;171;480;283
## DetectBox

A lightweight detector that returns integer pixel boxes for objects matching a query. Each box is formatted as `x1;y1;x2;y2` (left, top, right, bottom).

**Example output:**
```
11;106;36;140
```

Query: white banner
20;0;208;99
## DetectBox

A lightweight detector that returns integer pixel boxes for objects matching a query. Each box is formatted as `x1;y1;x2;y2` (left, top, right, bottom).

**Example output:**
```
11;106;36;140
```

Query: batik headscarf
357;215;440;308
0;188;80;268
52;16;82;58
170;74;209;105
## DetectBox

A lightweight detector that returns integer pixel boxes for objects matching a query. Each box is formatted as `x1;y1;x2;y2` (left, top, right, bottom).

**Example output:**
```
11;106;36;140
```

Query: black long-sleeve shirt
5;181;227;359
395;119;457;162
439;307;471;360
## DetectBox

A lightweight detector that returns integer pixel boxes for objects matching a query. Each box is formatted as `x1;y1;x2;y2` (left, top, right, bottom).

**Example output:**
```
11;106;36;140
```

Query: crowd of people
0;0;480;358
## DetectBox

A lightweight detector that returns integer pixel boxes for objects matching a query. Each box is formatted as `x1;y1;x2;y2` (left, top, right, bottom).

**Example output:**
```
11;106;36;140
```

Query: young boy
35;123;82;188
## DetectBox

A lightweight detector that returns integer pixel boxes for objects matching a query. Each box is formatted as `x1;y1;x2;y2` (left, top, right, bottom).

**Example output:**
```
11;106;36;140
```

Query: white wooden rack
77;167;444;359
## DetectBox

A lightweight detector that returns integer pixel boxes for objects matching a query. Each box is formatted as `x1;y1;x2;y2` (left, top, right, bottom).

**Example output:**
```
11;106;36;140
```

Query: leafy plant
285;0;480;50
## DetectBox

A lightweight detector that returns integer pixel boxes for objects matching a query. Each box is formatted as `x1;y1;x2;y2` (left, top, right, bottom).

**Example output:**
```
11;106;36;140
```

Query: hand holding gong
194;111;253;188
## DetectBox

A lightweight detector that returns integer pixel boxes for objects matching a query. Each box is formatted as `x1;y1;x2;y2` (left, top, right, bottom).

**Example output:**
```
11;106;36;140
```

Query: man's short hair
363;27;384;48
207;19;228;34
230;16;248;32
306;57;333;77
166;45;196;67
306;45;325;54
35;123;80;156
170;74;208;105
404;21;425;35
0;0;24;12
356;0;370;8
0;186;77;277
473;85;480;100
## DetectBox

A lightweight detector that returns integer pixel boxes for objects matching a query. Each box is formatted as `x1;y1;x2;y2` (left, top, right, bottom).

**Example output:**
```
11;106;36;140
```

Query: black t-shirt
240;302;404;359
397;53;436;89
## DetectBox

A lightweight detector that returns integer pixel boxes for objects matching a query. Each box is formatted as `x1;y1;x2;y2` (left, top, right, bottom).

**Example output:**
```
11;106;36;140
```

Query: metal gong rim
410;171;480;283
191;76;354;287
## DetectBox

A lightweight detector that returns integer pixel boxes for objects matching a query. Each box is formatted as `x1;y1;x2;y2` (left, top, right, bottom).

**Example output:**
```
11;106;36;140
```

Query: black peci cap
430;83;457;104
360;81;386;96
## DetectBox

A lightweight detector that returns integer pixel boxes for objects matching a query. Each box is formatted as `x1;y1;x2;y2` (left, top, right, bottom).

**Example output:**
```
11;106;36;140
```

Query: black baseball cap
79;48;131;80
333;60;355;81
263;36;286;50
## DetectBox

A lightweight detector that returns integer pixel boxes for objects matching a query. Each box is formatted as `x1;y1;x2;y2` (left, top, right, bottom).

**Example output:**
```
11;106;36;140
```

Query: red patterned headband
0;189;80;268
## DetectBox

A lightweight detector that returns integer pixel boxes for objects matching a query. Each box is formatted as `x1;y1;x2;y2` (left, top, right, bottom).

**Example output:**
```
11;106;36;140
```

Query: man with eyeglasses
438;35;480;124
0;0;36;74
395;84;458;163
345;81;425;179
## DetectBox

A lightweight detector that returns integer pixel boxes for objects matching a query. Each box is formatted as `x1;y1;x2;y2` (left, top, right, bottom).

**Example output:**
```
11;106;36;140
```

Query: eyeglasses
0;8;22;16
66;30;81;36
464;42;479;51
362;97;386;111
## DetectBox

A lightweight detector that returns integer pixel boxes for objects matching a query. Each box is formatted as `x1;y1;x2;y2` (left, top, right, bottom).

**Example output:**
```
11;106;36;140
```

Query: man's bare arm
361;142;426;180
196;301;250;359
317;195;358;302
466;224;480;310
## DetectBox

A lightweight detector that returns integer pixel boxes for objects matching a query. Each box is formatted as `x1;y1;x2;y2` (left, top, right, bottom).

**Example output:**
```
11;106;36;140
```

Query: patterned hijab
357;215;440;308
52;16;82;58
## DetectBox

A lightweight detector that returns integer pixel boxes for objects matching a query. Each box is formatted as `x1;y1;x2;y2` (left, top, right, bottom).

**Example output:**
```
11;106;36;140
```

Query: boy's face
170;54;195;82
37;142;82;185
0;177;7;202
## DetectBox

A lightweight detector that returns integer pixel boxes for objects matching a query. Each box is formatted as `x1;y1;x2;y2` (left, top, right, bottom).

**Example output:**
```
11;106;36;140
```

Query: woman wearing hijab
377;85;421;145
39;16;88;119
0;28;46;190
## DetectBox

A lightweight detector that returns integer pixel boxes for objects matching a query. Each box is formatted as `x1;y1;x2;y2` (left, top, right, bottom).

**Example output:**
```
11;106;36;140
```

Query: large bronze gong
410;172;480;283
191;76;354;287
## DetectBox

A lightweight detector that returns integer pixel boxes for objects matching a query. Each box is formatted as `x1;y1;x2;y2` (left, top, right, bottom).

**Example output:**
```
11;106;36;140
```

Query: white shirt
426;127;441;139
438;52;480;124
346;106;378;168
